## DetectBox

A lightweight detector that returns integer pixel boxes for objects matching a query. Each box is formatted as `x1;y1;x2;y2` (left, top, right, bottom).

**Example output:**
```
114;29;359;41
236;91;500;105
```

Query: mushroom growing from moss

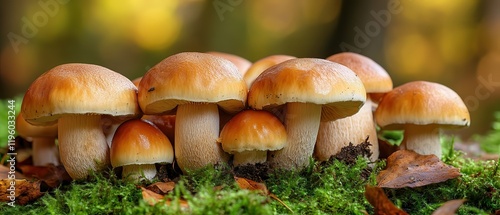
248;58;366;170
21;63;141;179
138;52;247;173
315;52;393;161
375;81;470;158
111;119;174;182
219;110;287;166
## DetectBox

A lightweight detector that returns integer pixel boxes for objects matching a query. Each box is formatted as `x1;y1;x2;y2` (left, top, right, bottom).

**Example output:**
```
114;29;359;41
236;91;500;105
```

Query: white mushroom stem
233;150;267;166
175;103;229;173
58;114;110;179
401;124;442;158
268;102;321;170
315;98;379;161
32;137;60;166
122;164;157;182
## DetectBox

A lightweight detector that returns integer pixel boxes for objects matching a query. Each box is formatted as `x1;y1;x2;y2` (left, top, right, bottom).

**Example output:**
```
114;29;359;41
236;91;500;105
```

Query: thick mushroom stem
32;137;60;166
315;98;378;161
268;102;321;170
122;164;157;182
175;103;229;173
401;124;441;158
58;114;110;179
233;151;267;166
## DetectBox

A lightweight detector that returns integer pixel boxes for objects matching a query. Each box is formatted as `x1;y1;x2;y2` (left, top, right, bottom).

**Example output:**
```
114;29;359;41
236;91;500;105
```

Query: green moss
474;112;500;154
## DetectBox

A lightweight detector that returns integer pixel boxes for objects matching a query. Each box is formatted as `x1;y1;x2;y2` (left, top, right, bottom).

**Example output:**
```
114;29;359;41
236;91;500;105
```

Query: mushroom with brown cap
244;55;296;88
206;51;252;75
219;110;287;166
138;52;247;173
16;113;59;166
315;52;393;161
110;119;174;182
374;81;470;158
248;58;366;170
21;63;141;179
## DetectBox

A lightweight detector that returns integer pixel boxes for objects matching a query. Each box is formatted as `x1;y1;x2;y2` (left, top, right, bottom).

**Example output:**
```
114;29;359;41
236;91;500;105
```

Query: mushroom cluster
18;51;470;181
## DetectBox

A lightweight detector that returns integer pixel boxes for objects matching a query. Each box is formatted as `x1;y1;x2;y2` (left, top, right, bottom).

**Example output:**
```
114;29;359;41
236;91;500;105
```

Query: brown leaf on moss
146;181;175;195
365;185;408;215
0;179;44;205
140;186;188;209
431;199;466;215
18;164;72;188
235;176;268;195
0;165;26;179
377;150;461;188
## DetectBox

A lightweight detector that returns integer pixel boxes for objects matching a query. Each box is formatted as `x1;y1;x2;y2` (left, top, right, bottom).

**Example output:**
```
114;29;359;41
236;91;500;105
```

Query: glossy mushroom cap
111;119;174;167
206;51;252;75
138;52;247;115
375;81;470;129
244;55;296;88
21;63;140;125
220;110;287;153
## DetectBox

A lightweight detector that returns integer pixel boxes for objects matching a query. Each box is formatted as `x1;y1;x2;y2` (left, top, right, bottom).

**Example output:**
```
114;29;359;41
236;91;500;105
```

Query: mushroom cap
375;81;470;129
138;52;247;114
327;52;392;93
244;55;296;87
21;63;140;126
110;119;174;167
206;51;252;75
219;110;287;153
16;113;58;138
248;58;366;121
132;77;142;88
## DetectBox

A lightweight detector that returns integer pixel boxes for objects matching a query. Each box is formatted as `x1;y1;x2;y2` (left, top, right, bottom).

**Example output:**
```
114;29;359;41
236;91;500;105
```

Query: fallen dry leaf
146;181;175;195
377;150;461;188
18;164;72;189
431;199;466;215
365;185;408;215
234;176;293;213
140;186;189;209
0;179;44;205
0;165;26;179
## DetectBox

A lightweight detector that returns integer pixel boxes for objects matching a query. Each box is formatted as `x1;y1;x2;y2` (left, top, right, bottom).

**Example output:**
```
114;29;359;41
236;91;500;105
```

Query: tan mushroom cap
111;119;174;167
21;63;140;125
248;58;366;121
16;114;57;138
138;52;247;115
206;51;252;75
327;52;392;93
244;55;296;88
219;110;287;153
375;81;470;129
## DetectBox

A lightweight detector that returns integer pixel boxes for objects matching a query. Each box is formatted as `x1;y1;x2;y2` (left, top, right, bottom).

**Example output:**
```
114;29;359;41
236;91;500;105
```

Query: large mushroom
16;113;59;166
138;52;247;173
110;119;174;182
315;52;393;161
375;81;470;158
21;63;140;179
248;58;366;170
219;110;287;166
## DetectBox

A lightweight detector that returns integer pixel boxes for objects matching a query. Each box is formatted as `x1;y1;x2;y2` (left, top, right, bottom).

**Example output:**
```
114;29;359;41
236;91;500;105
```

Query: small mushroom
138;52;247;173
206;51;252;75
110;119;174;182
16;113;59;166
374;81;470;158
21;63;141;179
248;58;366;170
315;52;393;161
244;55;296;88
219;110;287;166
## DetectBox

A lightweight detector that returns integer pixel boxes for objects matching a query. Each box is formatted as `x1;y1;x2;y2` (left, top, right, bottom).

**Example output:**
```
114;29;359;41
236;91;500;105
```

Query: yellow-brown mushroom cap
138;52;248;115
219;110;287;153
21;63;140;125
244;55;296;88
16;113;58;138
247;58;366;121
327;52;392;93
111;119;174;167
206;51;252;75
375;81;470;129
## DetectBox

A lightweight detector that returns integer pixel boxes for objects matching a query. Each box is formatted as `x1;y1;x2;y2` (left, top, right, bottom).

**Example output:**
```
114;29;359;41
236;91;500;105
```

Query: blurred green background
1;0;499;139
